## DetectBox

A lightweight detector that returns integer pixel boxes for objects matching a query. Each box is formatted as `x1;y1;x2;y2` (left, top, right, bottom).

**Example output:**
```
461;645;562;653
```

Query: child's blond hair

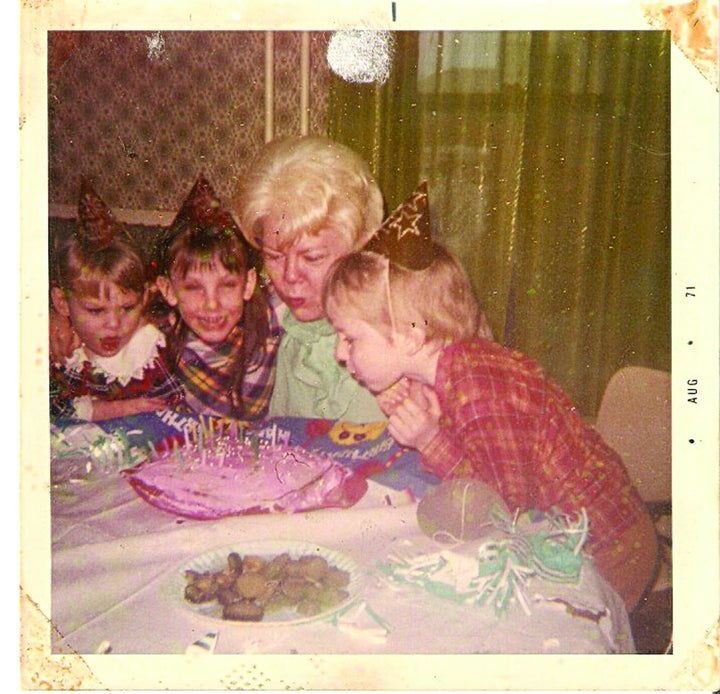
323;245;481;345
233;136;384;251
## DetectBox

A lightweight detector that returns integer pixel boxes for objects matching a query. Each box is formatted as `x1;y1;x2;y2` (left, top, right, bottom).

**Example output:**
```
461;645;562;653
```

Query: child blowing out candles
50;178;185;421
154;175;282;420
322;182;659;612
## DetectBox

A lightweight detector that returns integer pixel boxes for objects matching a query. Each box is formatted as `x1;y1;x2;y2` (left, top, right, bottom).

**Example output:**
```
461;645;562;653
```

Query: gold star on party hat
365;181;435;270
77;177;126;249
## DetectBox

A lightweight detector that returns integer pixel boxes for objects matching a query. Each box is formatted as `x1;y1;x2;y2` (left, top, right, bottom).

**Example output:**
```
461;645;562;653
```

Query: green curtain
327;30;670;418
325;32;422;212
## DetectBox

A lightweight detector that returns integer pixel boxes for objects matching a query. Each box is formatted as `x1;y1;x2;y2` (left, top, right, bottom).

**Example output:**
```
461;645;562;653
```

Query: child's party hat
365;181;435;270
77;177;125;249
171;174;240;234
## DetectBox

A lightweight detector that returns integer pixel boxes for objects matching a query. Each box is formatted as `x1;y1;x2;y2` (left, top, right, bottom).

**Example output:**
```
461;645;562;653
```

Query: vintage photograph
21;2;719;690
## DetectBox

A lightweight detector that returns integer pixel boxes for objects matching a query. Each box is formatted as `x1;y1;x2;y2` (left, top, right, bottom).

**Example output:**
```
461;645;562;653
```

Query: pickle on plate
222;600;265;622
183;550;351;621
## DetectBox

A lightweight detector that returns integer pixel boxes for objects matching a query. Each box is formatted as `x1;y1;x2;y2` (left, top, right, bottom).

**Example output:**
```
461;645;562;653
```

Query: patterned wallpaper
48;31;330;213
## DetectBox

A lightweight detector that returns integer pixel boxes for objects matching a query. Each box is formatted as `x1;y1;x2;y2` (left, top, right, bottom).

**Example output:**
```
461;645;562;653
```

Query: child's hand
91;397;169;421
49;309;81;362
387;384;442;451
376;377;410;415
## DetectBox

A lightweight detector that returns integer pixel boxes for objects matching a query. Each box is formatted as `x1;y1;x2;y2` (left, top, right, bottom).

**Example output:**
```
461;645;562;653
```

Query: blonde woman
233;135;387;422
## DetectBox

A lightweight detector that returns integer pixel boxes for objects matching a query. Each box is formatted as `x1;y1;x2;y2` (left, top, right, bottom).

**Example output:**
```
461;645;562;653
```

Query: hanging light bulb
327;30;395;85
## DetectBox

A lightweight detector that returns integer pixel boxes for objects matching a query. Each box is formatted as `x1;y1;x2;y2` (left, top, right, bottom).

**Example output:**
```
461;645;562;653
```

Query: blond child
155;175;281;420
232;135;387;422
322;185;658;613
50;179;185;421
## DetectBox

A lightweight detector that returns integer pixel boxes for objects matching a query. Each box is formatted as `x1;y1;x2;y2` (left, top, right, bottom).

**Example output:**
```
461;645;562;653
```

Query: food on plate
222;600;264;622
183;550;351;621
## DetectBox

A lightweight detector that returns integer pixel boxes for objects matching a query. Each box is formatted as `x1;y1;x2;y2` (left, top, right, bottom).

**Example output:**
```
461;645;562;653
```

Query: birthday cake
124;435;368;519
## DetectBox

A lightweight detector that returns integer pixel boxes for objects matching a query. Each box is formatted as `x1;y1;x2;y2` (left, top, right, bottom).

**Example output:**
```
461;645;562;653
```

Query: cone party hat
171;174;240;234
77;177;125;249
365;181;434;270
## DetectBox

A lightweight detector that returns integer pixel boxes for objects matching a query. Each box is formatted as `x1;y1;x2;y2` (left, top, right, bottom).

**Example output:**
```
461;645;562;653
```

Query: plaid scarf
176;306;280;421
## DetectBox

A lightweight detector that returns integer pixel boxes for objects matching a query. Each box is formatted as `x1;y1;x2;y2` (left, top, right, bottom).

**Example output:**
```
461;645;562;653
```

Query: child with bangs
50;179;185;421
154;175;281;420
322;183;659;613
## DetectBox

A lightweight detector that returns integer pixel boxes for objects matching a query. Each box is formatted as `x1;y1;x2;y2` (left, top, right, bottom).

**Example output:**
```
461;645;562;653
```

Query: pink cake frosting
123;439;368;519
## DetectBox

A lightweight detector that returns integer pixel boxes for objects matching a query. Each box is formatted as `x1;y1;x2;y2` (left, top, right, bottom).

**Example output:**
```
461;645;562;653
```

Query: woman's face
260;223;352;322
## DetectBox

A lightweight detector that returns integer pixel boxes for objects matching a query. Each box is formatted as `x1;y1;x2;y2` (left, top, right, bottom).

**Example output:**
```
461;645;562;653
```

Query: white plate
173;540;363;625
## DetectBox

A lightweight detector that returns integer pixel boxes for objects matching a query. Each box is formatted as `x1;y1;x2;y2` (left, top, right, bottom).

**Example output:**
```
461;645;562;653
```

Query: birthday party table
50;413;636;655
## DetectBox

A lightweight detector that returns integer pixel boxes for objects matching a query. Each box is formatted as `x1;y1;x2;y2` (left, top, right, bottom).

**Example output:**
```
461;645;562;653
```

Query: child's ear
50;287;71;317
155;276;178;307
243;268;257;301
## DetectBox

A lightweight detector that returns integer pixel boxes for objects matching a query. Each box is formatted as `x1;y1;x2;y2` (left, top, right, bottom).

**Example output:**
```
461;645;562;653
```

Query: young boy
322;183;659;612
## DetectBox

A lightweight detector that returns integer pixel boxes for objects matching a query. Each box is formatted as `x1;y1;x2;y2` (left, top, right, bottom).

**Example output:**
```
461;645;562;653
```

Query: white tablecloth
51;472;635;655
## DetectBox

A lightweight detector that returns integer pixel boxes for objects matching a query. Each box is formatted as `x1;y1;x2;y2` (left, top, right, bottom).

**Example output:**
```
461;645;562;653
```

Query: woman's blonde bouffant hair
232;136;384;251
323;244;481;345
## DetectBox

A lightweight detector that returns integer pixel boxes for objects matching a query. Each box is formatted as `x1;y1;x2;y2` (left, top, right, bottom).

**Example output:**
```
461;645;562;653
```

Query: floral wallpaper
48;31;330;213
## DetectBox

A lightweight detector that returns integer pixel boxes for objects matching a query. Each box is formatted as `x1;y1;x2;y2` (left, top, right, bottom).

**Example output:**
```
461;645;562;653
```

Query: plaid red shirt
421;339;648;554
50;328;185;421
